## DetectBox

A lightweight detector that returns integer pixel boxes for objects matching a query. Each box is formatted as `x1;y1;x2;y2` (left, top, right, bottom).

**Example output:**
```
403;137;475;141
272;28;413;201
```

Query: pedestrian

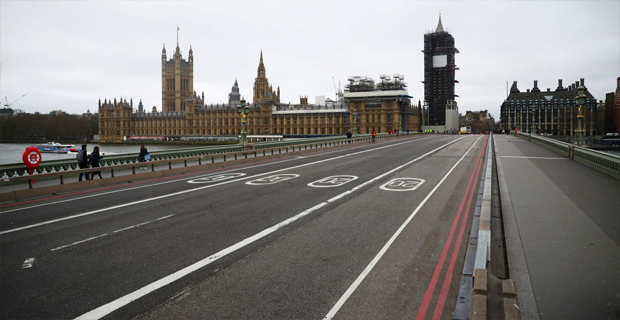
76;144;90;181
138;145;148;169
346;130;352;143
89;146;104;180
371;130;377;143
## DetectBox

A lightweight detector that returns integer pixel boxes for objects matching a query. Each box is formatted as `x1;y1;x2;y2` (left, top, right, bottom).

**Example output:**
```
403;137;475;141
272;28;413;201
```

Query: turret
162;44;167;61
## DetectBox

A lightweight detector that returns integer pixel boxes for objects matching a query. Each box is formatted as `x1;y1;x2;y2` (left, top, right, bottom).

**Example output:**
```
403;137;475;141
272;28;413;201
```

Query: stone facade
98;40;421;142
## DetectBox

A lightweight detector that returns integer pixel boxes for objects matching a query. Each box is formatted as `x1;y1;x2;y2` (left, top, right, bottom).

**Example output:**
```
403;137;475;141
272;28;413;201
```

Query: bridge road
494;134;620;320
0;134;487;320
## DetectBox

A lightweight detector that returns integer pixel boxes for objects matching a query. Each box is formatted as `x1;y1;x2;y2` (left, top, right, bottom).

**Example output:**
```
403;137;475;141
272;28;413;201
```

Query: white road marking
324;136;483;319
379;178;425;192
308;175;359;188
246;174;299;185
1;137;431;214
187;173;246;184
21;258;35;269
500;156;566;160
51;214;176;251
74;137;465;320
1;138;435;235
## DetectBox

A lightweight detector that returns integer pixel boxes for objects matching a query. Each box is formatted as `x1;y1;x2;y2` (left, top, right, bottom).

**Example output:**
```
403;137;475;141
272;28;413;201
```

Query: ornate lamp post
575;79;587;146
237;98;250;145
531;101;537;135
352;110;358;137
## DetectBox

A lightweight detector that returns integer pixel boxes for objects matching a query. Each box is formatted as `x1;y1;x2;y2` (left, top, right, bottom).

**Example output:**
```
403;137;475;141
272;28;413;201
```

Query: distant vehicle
598;133;620;146
459;126;471;134
34;142;76;153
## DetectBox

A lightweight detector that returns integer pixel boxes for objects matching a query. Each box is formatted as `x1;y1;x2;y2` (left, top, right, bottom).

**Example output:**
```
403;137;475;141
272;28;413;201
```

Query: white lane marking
74;202;329;320
324;136;483;319
379;178;425;192
75;137;464;320
1;137;432;214
246;174;300;185
308;175;359;188
22;258;35;269
500;156;566;160
187;173;246;184
1;137;441;235
51;214;176;251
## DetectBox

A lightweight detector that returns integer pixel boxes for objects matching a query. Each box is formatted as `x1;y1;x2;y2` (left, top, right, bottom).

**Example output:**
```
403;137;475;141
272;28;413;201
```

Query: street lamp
237;98;250;145
398;113;402;135
352;110;358;138
575;79;587;146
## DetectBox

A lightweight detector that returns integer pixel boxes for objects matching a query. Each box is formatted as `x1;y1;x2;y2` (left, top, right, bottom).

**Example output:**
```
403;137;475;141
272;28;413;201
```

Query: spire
257;50;266;77
436;12;445;33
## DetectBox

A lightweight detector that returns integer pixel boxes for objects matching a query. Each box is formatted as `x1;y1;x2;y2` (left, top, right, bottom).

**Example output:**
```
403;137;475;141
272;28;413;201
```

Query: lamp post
575;79;587;146
352;110;358;137
531;101;537;135
398;114;402;135
237;98;250;145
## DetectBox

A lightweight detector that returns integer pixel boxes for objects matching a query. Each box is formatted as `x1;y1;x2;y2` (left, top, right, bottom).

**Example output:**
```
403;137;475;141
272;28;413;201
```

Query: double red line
415;135;488;320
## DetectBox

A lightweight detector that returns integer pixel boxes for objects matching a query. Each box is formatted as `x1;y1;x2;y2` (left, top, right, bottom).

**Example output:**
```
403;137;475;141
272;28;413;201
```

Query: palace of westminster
98;38;422;143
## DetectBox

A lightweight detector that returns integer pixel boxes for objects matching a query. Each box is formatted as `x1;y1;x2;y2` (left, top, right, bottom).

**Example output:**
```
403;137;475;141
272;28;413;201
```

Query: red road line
431;136;488;319
414;136;487;320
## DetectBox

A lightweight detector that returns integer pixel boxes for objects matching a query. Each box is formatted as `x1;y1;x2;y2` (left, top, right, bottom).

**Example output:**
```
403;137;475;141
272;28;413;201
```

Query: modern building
98;37;421;143
499;79;598;136
423;13;459;132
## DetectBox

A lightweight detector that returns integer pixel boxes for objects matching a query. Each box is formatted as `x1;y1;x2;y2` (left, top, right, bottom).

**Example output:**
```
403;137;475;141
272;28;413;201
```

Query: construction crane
4;93;29;108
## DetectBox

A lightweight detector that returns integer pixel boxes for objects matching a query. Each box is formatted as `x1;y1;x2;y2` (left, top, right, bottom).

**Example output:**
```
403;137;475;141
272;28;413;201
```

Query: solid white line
500;156;566;160
0;137;433;235
323;135;482;319
1;137;432;214
51;214;175;251
74;137;463;320
74;202;329;320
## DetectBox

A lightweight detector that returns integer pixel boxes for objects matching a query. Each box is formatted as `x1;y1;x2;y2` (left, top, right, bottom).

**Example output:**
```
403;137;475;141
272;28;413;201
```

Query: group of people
76;144;105;182
76;144;150;181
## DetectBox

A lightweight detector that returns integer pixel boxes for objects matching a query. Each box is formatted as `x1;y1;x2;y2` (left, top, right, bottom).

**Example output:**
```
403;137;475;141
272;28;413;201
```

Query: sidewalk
494;134;620;320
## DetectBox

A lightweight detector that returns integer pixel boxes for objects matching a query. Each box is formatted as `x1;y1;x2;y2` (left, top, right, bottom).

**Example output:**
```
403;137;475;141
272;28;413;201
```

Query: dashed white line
75;137;464;320
51;214;176;251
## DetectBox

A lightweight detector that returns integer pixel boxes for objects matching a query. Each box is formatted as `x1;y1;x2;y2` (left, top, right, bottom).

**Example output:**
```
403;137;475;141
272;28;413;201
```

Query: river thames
0;143;191;165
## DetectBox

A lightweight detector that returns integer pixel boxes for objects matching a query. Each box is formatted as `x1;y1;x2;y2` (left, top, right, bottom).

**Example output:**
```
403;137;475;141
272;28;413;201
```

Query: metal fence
516;132;620;179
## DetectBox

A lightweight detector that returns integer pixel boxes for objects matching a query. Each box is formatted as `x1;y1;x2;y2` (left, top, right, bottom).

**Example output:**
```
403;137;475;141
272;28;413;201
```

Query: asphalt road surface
0;134;488;320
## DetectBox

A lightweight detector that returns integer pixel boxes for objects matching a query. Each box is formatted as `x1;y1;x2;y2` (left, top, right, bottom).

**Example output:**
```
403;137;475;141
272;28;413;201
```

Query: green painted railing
516;132;620;179
0;134;402;179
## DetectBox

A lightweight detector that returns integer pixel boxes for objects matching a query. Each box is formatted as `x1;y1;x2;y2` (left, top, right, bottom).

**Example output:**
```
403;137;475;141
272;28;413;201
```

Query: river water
0;143;191;165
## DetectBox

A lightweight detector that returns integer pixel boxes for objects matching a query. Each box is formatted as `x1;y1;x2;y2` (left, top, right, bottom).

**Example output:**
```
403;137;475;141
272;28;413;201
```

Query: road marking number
308;175;359;188
379;178;425;192
22;258;35;269
246;174;299;185
188;173;246;184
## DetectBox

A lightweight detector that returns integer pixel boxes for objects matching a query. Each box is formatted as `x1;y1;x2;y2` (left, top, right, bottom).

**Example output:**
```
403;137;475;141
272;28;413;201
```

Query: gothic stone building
500;79;598;136
98;41;420;143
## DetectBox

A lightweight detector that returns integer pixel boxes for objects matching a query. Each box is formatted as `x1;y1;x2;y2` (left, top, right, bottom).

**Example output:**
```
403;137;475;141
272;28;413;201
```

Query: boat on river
34;142;77;153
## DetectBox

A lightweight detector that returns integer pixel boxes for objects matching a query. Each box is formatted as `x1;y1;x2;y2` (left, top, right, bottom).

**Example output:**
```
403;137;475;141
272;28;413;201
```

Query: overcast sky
1;1;618;119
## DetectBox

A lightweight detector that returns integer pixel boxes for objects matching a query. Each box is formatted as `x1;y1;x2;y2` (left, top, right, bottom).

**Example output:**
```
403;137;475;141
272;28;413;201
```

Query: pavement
494;134;620;320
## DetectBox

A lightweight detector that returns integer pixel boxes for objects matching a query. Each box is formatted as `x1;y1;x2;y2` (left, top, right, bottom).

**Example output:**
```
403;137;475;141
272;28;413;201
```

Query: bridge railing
516;132;620;179
1;133;412;188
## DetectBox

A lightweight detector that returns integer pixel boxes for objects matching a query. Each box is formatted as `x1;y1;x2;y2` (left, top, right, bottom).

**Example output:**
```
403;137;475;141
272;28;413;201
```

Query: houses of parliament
98;38;421;143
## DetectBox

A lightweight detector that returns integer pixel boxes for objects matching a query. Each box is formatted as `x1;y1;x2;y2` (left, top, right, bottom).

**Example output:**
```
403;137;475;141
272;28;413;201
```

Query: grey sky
1;1;618;120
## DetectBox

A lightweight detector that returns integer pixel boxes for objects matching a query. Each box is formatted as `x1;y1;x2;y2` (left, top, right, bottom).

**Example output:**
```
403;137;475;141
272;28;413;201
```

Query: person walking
371;130;377;143
77;144;90;181
346;130;352;143
138;145;148;169
89;146;105;180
